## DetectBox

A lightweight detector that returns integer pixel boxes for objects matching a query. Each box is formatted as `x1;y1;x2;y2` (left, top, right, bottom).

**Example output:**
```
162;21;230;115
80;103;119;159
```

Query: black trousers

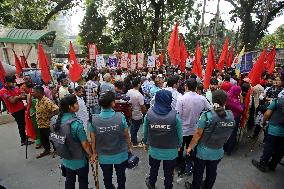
260;134;284;169
178;135;193;160
100;160;128;189
65;164;89;189
11;109;26;143
148;156;176;189
192;157;220;189
39;128;51;151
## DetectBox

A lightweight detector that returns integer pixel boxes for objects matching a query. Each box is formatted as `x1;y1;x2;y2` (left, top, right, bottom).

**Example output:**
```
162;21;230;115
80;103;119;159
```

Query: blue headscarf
152;90;173;115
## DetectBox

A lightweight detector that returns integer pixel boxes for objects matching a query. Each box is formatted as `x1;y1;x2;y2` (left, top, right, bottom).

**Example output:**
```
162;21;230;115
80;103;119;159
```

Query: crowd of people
0;63;283;189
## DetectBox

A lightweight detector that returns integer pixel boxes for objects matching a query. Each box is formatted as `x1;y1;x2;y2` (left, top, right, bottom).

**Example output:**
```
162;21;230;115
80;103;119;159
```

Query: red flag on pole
248;48;267;87
167;23;180;66
0;60;7;84
69;41;83;82
266;47;276;75
240;88;252;128
204;44;216;89
38;43;52;84
226;44;234;68
25;90;36;140
179;36;189;73
14;52;23;75
159;53;164;67
192;43;203;79
217;37;229;73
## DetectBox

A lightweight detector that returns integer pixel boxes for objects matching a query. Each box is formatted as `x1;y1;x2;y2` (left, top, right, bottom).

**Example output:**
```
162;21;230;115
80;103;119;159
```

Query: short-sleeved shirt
267;100;284;137
0;87;25;114
127;89;144;120
35;96;59;128
58;86;70;100
84;80;98;107
89;108;128;164
62;113;88;170
196;112;224;161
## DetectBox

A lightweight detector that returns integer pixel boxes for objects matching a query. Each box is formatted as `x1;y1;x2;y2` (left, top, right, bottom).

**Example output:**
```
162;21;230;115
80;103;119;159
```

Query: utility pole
200;0;207;38
213;0;220;46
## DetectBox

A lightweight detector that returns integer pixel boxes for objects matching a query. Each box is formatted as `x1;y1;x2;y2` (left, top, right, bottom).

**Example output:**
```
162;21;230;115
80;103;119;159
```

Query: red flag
240;88;252;128
204;44;216;89
14;52;22;75
38;43;52;84
0;60;7;84
248;48;267;87
167;23;180;66
25;91;36;140
192;43;203;79
69;41;83;82
20;55;29;68
226;44;234;68
217;37;229;72
159;53;164;67
266;47;276;75
180;36;189;73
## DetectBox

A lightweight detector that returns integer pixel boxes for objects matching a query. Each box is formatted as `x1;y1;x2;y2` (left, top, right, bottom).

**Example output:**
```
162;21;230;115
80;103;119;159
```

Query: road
0;117;283;189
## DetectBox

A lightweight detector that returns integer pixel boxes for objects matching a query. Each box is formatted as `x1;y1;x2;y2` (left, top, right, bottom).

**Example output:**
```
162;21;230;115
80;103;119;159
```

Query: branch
42;0;73;29
224;0;238;8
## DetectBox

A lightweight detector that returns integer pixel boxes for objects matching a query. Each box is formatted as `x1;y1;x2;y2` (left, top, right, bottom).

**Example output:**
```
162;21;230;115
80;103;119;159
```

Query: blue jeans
65;164;89;189
149;156;176;189
192;157;220;189
100;161;128;189
130;119;142;145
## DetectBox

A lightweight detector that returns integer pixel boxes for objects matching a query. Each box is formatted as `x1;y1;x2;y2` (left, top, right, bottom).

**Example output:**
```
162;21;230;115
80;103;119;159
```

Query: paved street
0;118;283;189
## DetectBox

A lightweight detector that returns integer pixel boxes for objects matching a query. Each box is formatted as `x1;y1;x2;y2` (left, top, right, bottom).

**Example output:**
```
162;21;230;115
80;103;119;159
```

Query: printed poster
131;54;137;70
88;44;97;60
109;56;118;68
137;53;144;68
120;52;128;68
147;56;155;67
96;55;105;68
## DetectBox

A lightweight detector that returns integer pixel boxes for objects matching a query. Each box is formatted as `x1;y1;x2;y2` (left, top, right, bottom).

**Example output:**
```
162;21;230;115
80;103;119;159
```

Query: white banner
137;53;144;68
131;54;137;70
147;56;155;67
120;52;128;68
96;55;105;68
89;44;97;60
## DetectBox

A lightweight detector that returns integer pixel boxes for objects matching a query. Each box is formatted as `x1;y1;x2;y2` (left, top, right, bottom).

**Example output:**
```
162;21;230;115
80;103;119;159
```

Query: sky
71;0;284;35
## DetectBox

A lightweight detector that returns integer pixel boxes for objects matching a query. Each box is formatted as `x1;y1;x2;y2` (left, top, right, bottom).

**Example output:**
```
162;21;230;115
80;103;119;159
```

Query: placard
147;56;155;67
131;54;137;70
96;55;105;68
109;56;117;68
88;44;97;60
137;53;144;68
120;52;128;68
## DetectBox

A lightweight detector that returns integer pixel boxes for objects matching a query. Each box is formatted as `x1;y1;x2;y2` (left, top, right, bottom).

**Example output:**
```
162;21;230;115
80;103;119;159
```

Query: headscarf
227;86;242;102
152;89;172;115
253;84;264;108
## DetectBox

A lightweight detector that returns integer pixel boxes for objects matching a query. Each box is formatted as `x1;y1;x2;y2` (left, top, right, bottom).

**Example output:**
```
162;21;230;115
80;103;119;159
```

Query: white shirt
150;87;182;109
75;96;89;131
126;89;144;120
176;91;211;136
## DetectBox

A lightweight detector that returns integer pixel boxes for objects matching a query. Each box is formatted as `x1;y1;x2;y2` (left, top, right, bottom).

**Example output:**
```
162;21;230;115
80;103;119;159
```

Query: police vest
199;110;235;149
269;98;284;126
50;117;85;160
147;109;178;149
92;112;128;155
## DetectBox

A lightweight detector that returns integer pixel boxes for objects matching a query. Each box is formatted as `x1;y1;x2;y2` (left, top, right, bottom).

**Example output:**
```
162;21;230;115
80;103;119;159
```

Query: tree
225;0;284;51
0;0;81;30
258;25;284;49
79;0;114;54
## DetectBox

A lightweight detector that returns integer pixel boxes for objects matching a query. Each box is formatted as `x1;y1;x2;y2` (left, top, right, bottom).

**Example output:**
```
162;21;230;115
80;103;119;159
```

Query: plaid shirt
84;80;98;107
